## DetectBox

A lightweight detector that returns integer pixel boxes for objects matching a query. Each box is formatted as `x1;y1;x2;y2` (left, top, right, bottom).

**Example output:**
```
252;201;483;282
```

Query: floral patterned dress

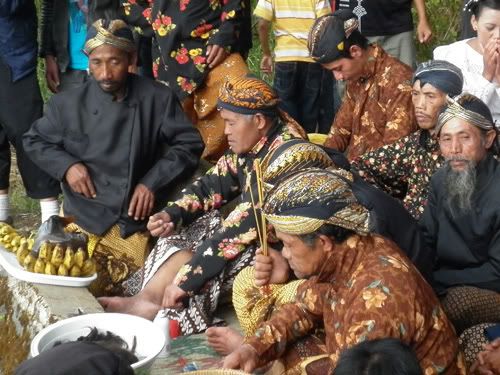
122;0;244;100
324;44;418;160
351;129;443;219
245;234;466;374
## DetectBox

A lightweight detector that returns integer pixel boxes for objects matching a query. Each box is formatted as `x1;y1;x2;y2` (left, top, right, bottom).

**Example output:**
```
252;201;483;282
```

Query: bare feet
206;326;244;355
98;294;161;321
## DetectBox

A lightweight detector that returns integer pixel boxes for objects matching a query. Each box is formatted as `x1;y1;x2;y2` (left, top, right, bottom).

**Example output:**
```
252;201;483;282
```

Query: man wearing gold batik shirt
223;169;465;374
24;20;203;296
308;10;417;160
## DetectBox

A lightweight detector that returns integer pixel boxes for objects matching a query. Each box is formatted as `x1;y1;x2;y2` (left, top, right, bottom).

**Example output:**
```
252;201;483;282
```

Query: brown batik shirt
245;234;466;374
324;44;417;160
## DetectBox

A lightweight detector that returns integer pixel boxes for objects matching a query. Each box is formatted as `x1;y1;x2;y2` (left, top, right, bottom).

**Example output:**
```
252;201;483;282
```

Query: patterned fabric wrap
84;19;135;55
308;9;359;64
413;60;463;97
260;139;335;188
263;168;370;235
217;75;279;117
436;93;495;135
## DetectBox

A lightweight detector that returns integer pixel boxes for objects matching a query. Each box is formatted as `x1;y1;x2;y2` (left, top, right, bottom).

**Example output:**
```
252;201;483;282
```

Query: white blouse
434;39;500;127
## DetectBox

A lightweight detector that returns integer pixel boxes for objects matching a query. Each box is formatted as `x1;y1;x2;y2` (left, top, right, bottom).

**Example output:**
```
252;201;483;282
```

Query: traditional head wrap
84;19;135;55
436;93;495;135
308;10;360;64
263;168;370;236
218;75;279;117
261;139;335;188
413;60;463;97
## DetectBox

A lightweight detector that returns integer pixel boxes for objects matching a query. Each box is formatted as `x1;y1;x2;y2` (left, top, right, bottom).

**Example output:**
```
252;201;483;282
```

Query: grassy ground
12;0;463;233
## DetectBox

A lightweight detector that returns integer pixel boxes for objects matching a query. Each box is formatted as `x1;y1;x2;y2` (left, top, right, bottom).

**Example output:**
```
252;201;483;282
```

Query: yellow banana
23;254;36;272
34;258;46;274
16;246;29;264
63;247;75;270
69;265;81;277
74;247;87;268
45;263;57;275
57;264;69;276
39;241;53;261
50;244;64;267
81;258;97;277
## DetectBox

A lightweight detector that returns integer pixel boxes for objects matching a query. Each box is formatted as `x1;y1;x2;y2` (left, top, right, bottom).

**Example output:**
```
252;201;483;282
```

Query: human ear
471;15;478;32
484;129;497;149
349;45;362;59
317;234;335;254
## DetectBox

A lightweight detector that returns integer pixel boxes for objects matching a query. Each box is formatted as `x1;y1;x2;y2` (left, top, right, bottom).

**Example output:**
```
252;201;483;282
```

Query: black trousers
0;60;61;199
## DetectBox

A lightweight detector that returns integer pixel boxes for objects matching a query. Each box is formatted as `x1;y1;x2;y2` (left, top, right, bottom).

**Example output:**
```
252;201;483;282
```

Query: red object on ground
170;319;181;338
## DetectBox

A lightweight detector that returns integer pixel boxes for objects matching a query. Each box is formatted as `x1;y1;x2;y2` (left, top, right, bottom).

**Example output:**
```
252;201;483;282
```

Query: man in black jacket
23;19;204;296
420;93;500;337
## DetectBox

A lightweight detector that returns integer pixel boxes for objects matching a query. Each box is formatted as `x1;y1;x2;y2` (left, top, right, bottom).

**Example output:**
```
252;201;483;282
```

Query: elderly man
222;168;465;374
23;19;203;296
99;75;309;335
121;0;249;161
351;60;464;219
308;9;417;160
420;93;500;366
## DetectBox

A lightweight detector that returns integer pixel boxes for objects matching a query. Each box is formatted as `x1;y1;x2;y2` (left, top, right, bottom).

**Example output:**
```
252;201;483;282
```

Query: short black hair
299;223;356;246
333;338;422;375
468;0;500;18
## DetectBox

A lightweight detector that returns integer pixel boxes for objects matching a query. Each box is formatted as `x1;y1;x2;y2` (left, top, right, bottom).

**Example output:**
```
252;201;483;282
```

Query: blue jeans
273;61;325;133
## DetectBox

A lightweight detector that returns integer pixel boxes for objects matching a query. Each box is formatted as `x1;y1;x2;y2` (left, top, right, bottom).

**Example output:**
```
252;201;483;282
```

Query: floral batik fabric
122;0;244;101
245;234;466;374
324;44;417;160
351;129;443;219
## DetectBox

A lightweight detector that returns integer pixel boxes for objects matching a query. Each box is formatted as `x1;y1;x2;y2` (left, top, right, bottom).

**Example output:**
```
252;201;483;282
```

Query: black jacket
24;74;204;237
421;154;500;294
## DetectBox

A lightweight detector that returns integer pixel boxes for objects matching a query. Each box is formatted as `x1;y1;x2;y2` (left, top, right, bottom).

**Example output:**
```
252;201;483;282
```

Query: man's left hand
162;284;187;309
223;344;259;373
206;44;229;68
128;183;154;221
417;20;432;44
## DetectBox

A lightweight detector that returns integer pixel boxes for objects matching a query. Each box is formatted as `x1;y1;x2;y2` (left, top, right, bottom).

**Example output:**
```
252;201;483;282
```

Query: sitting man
420;93;500;366
351;60;464;219
222;168;465;374
307;9;417;160
98;75;309;335
23;19;204;296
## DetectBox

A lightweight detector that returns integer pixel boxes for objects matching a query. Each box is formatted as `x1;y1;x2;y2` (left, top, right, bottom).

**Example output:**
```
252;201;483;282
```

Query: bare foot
98;294;161;321
206;326;244;355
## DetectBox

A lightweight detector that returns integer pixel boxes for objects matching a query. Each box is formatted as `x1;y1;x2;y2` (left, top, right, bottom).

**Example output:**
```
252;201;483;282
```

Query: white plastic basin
30;313;166;372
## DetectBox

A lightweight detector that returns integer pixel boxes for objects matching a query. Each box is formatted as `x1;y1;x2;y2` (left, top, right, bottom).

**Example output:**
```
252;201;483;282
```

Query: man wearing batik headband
23;19;203;296
98;75;308;335
222;168;464;374
352;60;464;219
308;9;417;161
420;93;500;367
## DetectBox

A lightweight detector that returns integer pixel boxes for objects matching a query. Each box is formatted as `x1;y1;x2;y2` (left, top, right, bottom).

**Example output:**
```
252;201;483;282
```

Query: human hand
65;163;96;198
471;339;500;375
482;38;499;82
223;344;259;373
162;283;187;309
147;211;174;237
254;247;290;286
206;44;229;68
494;48;500;84
128;183;154;221
45;55;60;93
417;20;432;43
260;54;273;74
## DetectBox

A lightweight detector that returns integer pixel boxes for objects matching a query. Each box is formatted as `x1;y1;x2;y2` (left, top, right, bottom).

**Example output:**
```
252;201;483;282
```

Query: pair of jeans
273;61;326;133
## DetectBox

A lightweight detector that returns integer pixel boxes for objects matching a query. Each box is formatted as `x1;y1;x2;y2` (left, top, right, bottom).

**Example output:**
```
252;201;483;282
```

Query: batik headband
84;19;135;55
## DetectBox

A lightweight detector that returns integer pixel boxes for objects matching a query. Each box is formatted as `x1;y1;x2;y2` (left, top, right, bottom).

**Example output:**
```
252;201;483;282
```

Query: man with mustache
351;60;463;219
23;19;204;296
420;93;500;366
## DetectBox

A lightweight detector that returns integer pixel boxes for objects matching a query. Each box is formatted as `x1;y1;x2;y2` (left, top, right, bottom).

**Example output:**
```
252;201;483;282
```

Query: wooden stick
254;160;268;256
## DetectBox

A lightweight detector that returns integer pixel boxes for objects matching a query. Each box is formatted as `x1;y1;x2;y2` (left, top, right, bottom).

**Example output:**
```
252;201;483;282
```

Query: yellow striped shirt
254;0;331;62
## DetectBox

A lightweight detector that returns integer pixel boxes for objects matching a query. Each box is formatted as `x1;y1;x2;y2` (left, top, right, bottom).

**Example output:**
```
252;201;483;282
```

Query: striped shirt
254;0;331;62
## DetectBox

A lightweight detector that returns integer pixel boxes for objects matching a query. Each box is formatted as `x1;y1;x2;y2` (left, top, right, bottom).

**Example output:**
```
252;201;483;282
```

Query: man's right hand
223;344;259;373
45;55;60;93
65;163;96;198
254;247;290;286
147;211;174;237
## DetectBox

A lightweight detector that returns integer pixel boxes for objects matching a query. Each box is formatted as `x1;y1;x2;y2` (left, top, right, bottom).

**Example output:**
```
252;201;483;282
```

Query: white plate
0;245;97;287
31;313;166;371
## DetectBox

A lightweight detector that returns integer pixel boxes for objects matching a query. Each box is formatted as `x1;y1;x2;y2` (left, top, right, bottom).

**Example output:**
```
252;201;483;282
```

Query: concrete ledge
0;266;102;374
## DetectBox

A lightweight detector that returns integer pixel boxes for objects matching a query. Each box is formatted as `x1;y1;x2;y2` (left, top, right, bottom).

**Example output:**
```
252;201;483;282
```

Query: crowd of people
1;0;500;373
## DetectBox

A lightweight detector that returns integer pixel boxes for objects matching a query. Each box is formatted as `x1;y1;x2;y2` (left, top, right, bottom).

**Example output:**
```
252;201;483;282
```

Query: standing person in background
254;0;332;133
335;0;432;68
40;0;90;93
434;0;500;128
0;0;61;224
